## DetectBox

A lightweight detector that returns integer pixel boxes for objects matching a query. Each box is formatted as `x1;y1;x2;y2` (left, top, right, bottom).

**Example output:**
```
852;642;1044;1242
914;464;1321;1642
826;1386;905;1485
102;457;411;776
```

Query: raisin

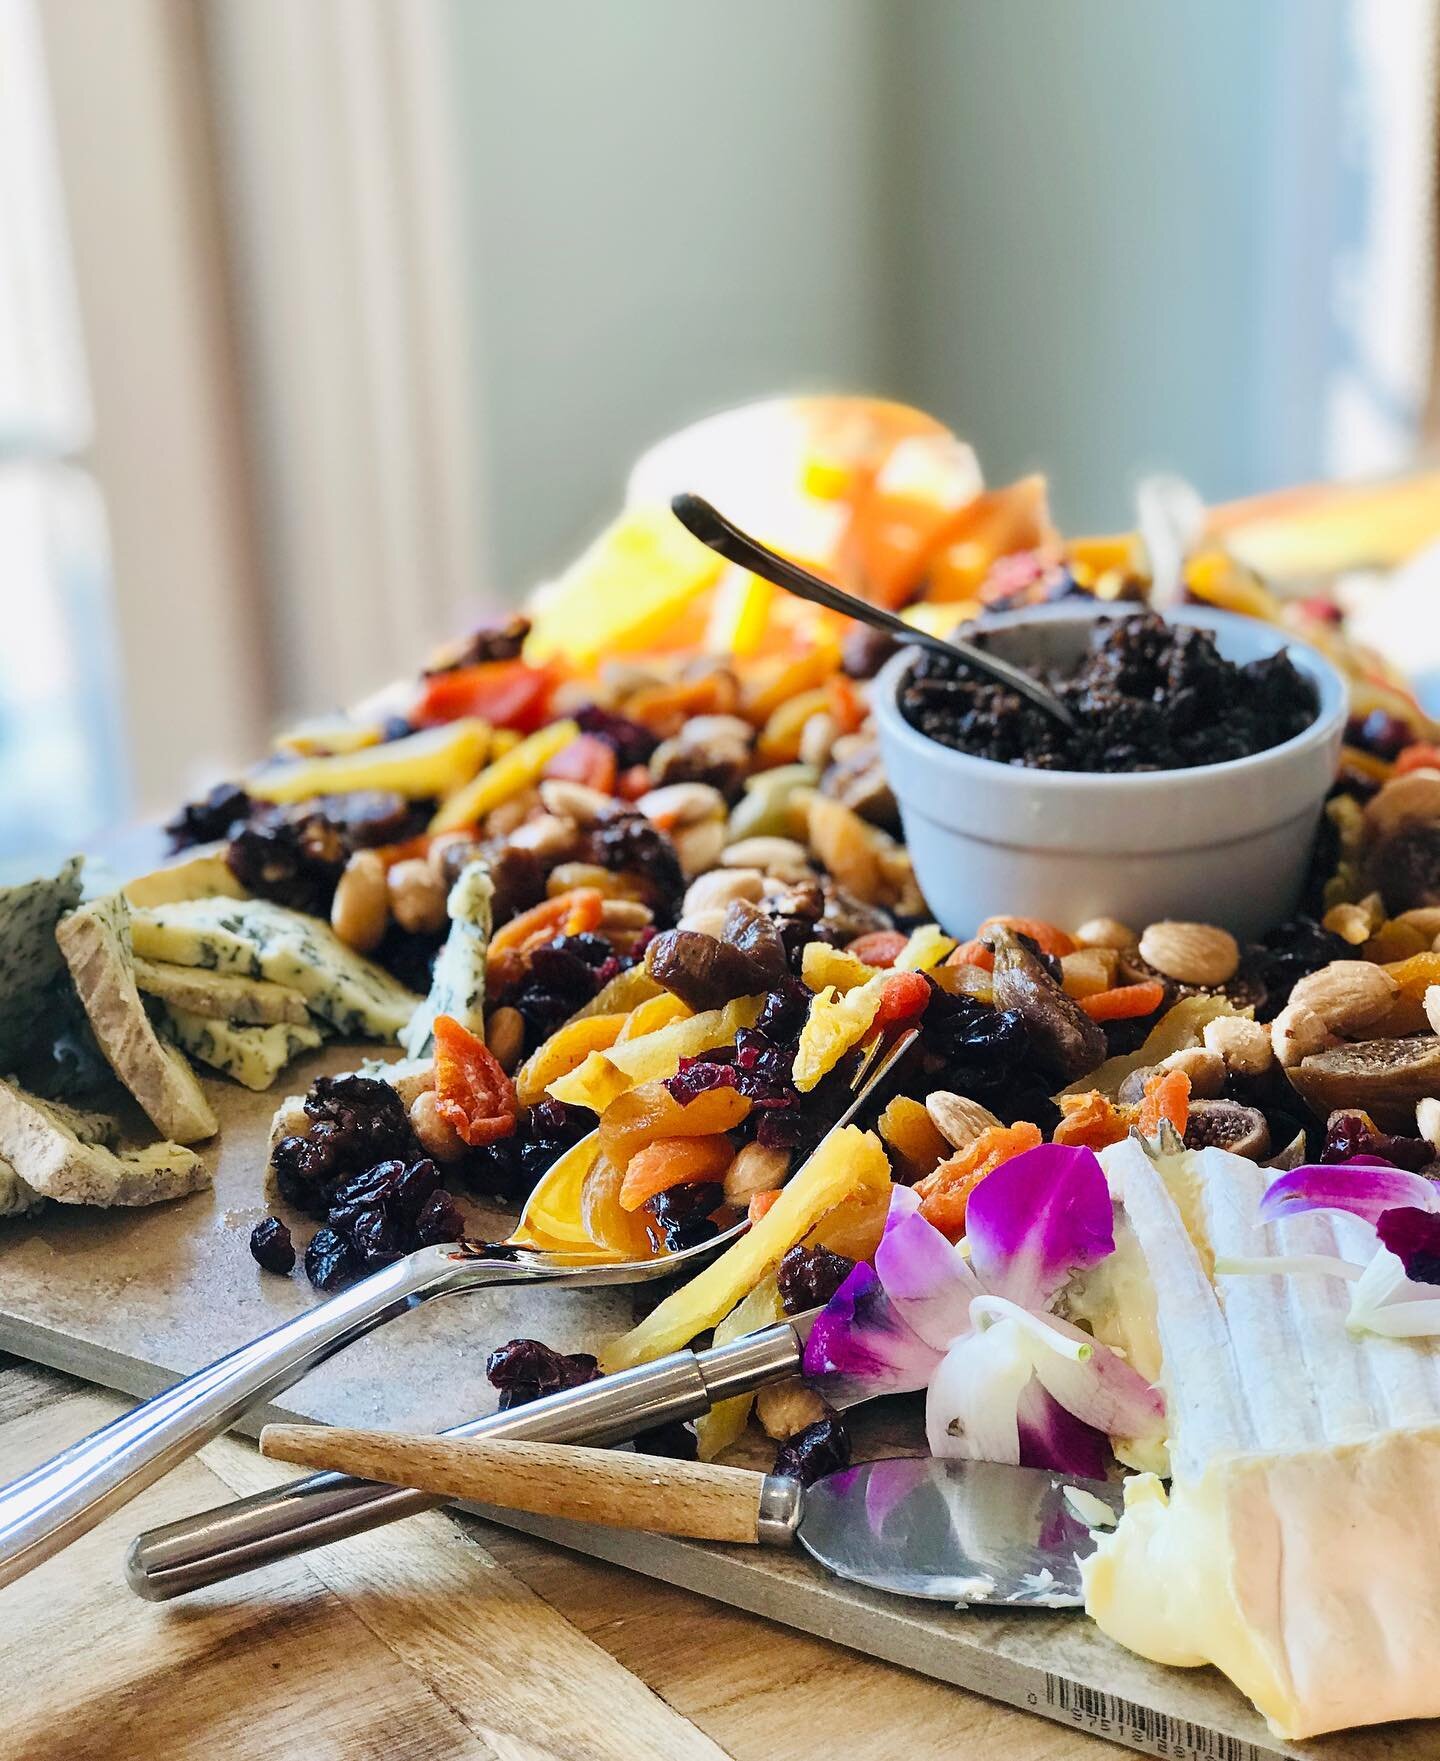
1346;709;1414;762
776;1245;857;1314
226;811;351;914
304;1226;357;1291
424;613;531;673
583;813;685;917
574;704;658;769
165;781;252;851
249;1216;295;1275
414;1189;466;1245
485;1337;600;1410
348;1204;403;1267
841;625;897;679
772;1414;850;1485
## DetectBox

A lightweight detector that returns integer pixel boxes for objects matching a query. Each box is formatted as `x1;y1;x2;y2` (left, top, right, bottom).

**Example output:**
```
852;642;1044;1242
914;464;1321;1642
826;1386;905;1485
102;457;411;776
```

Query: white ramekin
871;603;1348;940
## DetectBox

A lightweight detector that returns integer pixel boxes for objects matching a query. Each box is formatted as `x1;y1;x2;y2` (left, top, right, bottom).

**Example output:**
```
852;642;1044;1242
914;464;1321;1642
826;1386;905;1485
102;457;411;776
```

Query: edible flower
802;1143;1165;1476
1231;1161;1440;1339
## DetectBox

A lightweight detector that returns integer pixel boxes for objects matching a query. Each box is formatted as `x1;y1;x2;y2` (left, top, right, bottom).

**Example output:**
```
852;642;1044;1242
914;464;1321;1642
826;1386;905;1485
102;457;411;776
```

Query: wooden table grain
0;1355;1117;1761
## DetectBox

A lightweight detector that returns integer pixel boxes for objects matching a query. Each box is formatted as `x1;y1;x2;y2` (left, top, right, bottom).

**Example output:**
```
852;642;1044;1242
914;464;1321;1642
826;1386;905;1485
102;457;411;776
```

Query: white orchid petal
925;1322;1032;1462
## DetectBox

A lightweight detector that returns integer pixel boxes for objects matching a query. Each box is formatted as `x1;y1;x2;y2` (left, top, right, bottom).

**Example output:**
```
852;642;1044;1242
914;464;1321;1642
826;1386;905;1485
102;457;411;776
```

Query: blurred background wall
2;0;1437;867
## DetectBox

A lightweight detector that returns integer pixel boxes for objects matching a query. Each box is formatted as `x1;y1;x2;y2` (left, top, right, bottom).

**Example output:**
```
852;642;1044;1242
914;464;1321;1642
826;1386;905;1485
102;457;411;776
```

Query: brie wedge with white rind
401;860;493;1058
0;1079;209;1208
56;894;218;1144
134;957;311;1027
128;897;419;1040
157;1007;323;1092
1083;1137;1440;1740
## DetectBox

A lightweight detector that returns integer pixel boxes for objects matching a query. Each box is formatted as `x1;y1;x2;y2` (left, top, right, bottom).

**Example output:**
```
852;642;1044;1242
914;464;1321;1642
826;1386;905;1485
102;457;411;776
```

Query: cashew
636;782;727;829
330;850;389;953
681;867;765;922
798;710;839;771
538;778;612;826
722;837;814;884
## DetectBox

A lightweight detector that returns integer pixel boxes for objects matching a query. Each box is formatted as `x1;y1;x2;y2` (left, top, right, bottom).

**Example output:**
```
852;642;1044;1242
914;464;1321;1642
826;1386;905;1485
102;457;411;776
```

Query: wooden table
0;1355;1115;1761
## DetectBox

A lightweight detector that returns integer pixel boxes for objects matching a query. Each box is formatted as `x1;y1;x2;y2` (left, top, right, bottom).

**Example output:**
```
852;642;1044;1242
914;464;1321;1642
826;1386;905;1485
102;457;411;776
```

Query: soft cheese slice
158;1007;323;1092
134;957;310;1026
128;897;419;1040
0;1079;209;1208
401;859;492;1058
56;894;218;1144
0;857;84;1073
1084;1137;1440;1739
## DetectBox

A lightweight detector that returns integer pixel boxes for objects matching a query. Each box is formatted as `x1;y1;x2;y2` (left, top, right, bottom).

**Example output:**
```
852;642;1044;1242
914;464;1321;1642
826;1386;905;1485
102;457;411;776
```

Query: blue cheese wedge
0;857;84;1073
401;860;493;1058
0;1079;208;1207
128;897;419;1040
133;957;310;1026
122;852;247;909
158;1007;322;1091
56;893;218;1144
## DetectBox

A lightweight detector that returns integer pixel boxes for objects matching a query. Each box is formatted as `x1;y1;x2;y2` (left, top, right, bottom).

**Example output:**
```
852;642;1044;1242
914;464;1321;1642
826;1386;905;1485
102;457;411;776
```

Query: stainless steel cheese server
257;1427;1124;1609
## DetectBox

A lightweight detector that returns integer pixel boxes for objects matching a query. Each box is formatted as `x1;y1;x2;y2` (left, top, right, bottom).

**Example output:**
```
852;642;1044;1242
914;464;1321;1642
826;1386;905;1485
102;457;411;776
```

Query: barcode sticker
1042;1676;1267;1761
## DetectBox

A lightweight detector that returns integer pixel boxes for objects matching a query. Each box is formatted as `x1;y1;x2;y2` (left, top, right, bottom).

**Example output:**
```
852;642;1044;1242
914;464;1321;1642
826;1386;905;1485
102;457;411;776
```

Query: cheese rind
134;958;310;1026
56;894;218;1144
157;1007;323;1092
0;1079;209;1208
0;858;84;1073
128;897;419;1040
122;853;246;909
401;860;492;1058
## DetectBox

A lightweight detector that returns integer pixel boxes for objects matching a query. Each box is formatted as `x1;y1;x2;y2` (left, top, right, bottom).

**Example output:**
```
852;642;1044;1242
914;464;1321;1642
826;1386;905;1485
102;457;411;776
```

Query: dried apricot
1396;743;1440;775
1080;980;1167;1022
949;939;995;973
514;1012;628;1108
616;991;690;1042
581;1154;654;1256
846;930;907;967
913;1122;1042;1240
825;673;866;736
619;1135;735;1211
748;1188;783;1224
544;732;618;795
599;1080;751;1171
489;888;605;988
876;1094;950;1177
1053;1090;1129;1151
434;1013;519;1146
871;969;931;1030
624;673;740;738
1137;1068;1190;1139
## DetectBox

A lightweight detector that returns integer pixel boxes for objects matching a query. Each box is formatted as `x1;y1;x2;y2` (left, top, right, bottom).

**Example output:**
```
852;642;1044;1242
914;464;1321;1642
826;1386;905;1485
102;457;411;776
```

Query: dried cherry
777;1245;857;1314
249;1216;295;1275
773;1413;850;1485
484;1337;600;1410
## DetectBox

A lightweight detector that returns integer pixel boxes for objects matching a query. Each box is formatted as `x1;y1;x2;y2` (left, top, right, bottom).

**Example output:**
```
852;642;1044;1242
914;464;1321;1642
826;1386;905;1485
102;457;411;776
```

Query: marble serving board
0;1044;1432;1761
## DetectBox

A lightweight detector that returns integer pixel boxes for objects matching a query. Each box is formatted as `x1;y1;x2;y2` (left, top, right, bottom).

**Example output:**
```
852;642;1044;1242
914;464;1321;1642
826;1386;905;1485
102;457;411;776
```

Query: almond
1137;920;1239;988
1074;916;1139;951
1288;959;1399;1037
925;1090;1003;1151
1426;984;1440;1037
1418;1096;1440;1151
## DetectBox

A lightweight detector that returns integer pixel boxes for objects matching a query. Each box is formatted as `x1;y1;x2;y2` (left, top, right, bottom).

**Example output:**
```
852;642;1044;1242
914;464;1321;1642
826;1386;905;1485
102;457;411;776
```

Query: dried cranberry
773;1413;850;1485
776;1245;857;1314
1321;1112;1434;1172
755;979;812;1043
348;1204;403;1266
485;1337;600;1410
391;1157;442;1221
656;1214;719;1252
414;1189;466;1244
249;1216;295;1274
646;1181;724;1227
372;923;442;994
665;1060;739;1105
165;781;252;851
1377;1207;1440;1284
304;1226;357;1291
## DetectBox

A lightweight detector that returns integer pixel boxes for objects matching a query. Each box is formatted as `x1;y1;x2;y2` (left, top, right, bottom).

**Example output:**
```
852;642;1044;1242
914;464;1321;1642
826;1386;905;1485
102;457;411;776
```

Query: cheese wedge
401;859;492;1059
157;1008;323;1092
128;897;419;1040
1084;1137;1440;1739
122;852;246;909
56;894;218;1144
0;1079;209;1208
133;958;310;1026
0;858;83;1074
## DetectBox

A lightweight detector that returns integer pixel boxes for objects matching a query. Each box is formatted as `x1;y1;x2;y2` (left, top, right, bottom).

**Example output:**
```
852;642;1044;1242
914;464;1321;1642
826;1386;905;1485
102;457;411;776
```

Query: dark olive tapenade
899;612;1318;773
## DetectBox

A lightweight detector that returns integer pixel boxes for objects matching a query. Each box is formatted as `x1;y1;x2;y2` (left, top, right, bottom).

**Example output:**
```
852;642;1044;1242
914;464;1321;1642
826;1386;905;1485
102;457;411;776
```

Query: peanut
330;851;389;952
1416;1097;1440;1151
388;858;448;935
755;1379;829;1441
1322;893;1385;946
546;862;648;901
1074;916;1139;951
599;898;653;932
409;1089;468;1163
1138;920;1239;988
1202;1014;1273;1077
723;1141;790;1206
538;778;612;826
1271;1002;1339;1069
484;1005;525;1074
1287;959;1399;1037
636;782;727;828
482;794;536;838
721;837;813;883
507;812;579;861
798;710;839;771
1364;771;1440;841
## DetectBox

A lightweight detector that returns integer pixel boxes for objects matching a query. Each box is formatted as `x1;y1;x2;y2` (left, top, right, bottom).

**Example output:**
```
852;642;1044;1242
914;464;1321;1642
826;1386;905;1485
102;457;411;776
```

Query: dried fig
722;899;788;988
644;928;766;1013
1182;1098;1270;1159
1286;1035;1440;1133
986;925;1106;1083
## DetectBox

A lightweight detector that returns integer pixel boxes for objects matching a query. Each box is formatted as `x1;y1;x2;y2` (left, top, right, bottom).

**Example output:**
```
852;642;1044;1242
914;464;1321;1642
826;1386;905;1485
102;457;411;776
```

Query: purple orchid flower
803;1144;1165;1476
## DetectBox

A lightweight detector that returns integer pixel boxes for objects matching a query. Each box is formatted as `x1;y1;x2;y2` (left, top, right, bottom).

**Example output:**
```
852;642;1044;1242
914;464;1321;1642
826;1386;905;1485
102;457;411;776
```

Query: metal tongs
0;1028;917;1592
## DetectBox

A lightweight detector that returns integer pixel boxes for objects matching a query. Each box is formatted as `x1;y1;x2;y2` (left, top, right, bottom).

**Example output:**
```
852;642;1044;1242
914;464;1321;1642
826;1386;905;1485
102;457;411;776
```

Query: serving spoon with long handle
670;491;1077;731
0;1029;915;1591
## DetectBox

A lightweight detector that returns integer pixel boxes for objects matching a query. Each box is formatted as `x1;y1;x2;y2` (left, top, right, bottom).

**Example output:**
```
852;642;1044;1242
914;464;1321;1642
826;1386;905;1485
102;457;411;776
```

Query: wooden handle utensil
259;1426;782;1545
